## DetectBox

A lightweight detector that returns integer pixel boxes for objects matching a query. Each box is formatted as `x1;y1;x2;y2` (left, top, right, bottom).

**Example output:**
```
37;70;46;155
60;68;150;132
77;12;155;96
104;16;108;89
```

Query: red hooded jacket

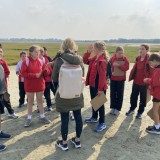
21;56;46;92
129;55;152;85
83;52;108;91
146;65;160;99
110;54;129;81
0;59;10;87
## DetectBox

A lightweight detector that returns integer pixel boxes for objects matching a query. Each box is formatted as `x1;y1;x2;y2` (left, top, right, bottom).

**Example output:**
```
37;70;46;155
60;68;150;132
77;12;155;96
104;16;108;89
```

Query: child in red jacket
39;48;54;111
83;41;109;132
144;53;160;134
126;44;152;119
110;46;129;116
21;45;51;127
16;51;27;108
0;48;18;119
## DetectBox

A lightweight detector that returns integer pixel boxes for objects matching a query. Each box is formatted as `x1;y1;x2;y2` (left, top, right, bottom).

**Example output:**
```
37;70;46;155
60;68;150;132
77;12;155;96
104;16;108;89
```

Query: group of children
0;39;160;152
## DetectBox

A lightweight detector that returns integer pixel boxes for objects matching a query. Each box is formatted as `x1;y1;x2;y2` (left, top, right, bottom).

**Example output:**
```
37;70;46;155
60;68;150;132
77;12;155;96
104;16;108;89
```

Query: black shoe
0;131;12;139
146;126;160;135
126;110;135;116
56;140;69;151
18;104;24;108
71;137;81;148
136;113;142;119
0;144;6;152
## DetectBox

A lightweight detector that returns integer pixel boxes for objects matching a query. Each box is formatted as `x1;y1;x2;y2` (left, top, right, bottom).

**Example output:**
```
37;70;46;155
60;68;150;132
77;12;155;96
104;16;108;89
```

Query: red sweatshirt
21;56;46;92
42;57;53;82
110;54;129;81
129;55;152;85
83;52;108;91
0;59;10;87
146;65;160;99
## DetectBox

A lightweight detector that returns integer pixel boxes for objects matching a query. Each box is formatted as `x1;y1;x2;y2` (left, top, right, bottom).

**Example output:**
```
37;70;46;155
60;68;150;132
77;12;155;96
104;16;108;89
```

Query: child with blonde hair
21;45;50;127
83;41;109;132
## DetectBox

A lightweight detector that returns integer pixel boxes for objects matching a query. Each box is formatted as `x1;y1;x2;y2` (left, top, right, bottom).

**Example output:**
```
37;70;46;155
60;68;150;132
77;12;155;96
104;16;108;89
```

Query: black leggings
60;109;83;141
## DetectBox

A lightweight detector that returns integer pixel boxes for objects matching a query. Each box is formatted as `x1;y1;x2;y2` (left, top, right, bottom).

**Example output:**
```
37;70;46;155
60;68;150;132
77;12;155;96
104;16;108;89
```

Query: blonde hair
61;38;78;54
94;41;110;61
29;45;41;53
40;47;44;53
116;46;124;53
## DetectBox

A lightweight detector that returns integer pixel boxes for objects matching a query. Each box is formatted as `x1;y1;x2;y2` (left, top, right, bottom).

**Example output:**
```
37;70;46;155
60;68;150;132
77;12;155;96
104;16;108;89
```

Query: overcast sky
0;0;160;40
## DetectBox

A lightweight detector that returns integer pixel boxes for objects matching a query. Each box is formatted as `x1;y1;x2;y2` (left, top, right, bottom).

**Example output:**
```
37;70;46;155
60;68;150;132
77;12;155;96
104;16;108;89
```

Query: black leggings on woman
60;109;83;141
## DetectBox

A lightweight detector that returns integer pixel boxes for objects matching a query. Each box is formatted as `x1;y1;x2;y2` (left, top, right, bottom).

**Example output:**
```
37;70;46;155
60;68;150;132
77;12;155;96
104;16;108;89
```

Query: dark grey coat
52;52;84;112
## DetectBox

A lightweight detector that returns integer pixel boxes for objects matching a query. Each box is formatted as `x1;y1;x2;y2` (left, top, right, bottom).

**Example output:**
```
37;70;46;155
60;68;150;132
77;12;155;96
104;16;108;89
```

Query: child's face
30;48;39;59
139;46;147;56
149;60;157;68
0;49;3;59
39;51;44;59
93;47;102;55
21;54;26;61
116;51;123;58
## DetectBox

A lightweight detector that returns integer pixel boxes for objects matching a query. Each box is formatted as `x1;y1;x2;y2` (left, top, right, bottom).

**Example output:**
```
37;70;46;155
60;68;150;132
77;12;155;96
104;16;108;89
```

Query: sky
0;0;160;40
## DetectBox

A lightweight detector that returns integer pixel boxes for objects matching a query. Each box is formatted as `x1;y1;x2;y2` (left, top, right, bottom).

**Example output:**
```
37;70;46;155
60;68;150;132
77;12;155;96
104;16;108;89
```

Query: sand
0;64;160;160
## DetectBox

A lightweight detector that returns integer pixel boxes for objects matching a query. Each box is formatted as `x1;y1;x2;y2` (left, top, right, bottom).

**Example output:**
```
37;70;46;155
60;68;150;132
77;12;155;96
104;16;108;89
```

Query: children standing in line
109;47;129;115
0;48;18;119
83;41;109;132
16;51;27;108
144;53;160;134
52;38;84;151
0;63;12;151
126;44;152;119
21;45;51;127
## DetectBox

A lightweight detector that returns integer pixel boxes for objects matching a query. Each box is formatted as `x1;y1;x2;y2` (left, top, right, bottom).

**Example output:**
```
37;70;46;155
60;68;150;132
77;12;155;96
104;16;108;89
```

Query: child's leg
153;102;160;126
36;91;44;115
26;92;34;116
73;109;83;141
89;87;98;119
115;81;125;111
19;82;25;105
138;85;147;115
110;80;117;109
50;82;56;96
3;99;14;114
60;112;69;143
130;83;140;111
44;82;51;107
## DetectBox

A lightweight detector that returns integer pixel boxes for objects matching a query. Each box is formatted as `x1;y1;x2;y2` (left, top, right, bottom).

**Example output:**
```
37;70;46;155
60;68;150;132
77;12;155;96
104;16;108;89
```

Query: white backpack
58;58;84;99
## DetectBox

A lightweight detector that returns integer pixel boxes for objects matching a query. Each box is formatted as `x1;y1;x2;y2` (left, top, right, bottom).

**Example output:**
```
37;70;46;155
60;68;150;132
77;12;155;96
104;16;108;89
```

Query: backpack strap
25;57;43;67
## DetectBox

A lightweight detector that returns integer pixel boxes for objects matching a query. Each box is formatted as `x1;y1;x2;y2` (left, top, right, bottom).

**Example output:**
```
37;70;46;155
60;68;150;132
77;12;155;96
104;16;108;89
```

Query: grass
1;42;160;65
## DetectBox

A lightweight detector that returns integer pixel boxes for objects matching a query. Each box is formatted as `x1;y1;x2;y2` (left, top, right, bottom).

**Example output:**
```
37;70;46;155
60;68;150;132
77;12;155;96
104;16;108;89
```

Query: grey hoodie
0;64;7;95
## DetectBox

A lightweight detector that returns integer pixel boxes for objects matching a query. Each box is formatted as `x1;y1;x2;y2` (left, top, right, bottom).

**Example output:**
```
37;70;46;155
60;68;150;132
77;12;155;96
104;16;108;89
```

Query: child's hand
36;73;42;78
98;91;103;96
87;44;93;53
113;62;120;67
46;62;53;68
144;78;149;83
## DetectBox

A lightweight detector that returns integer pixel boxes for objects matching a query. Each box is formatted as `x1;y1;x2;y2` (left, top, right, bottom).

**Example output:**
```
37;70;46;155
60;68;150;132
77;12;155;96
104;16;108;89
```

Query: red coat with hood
110;54;129;81
83;52;108;91
21;56;47;92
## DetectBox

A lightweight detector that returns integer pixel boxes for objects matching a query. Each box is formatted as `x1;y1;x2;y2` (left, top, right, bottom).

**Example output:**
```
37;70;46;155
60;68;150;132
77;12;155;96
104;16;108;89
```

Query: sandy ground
0;64;160;160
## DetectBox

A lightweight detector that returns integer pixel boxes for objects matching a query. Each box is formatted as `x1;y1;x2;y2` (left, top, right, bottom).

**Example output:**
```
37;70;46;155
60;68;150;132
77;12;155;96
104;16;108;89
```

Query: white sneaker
110;109;115;115
70;112;74;120
8;113;18;119
114;109;120;116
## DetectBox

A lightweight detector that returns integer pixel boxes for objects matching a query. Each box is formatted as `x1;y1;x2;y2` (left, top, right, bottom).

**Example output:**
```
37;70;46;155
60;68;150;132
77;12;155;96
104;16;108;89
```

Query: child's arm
83;44;93;64
118;57;130;72
2;60;10;78
16;62;20;75
98;61;107;92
